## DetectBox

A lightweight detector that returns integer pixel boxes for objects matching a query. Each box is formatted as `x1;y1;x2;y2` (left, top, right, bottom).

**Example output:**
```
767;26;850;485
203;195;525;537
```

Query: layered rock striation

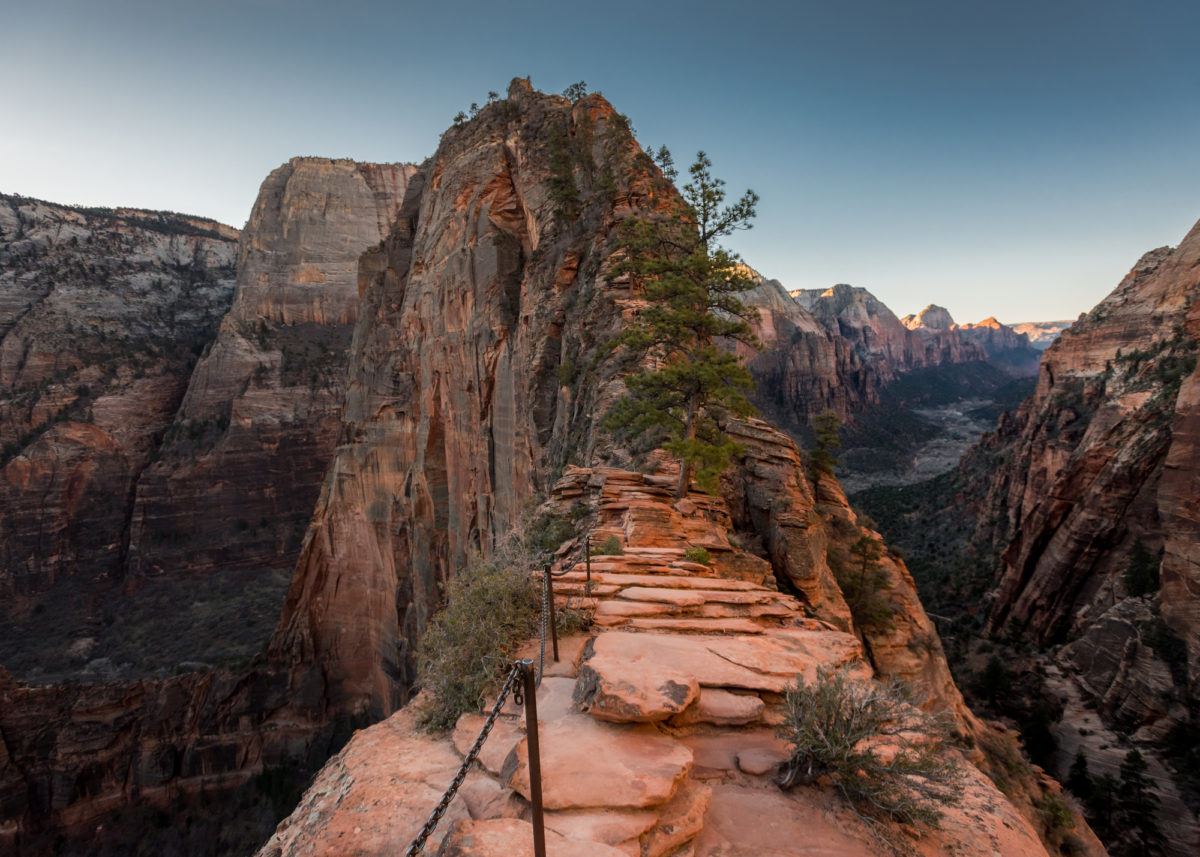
126;157;416;582
0;195;238;600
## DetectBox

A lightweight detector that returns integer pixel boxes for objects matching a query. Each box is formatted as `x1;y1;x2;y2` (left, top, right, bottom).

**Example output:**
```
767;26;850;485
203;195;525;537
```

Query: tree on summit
605;151;761;498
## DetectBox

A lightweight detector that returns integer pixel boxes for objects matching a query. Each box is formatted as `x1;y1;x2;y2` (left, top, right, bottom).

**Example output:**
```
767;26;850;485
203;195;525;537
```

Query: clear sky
3;0;1199;323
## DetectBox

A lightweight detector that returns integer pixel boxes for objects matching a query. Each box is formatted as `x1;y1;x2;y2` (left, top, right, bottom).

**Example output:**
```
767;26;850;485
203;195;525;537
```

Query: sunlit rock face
125;157;416;584
0;195;238;600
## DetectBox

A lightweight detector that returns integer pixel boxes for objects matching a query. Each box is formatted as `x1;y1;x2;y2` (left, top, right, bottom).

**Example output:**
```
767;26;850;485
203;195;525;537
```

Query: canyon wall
126;157;415;582
0;196;238;601
0;82;1088;856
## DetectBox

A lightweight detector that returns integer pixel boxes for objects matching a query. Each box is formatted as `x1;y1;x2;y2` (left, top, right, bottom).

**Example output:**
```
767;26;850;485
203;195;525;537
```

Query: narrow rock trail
259;467;1051;857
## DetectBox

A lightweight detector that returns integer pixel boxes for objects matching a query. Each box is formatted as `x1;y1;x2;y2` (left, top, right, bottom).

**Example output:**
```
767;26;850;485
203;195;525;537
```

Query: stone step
615;587;709;607
623;617;769;634
557;572;759;591
594;601;682;619
504;714;693;810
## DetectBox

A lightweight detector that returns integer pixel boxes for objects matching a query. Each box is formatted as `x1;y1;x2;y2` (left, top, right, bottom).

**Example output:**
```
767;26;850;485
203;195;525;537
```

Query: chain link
537;568;549;687
402;663;525;856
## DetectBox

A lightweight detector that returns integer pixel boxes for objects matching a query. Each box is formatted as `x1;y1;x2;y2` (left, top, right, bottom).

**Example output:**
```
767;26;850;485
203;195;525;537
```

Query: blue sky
3;0;1198;322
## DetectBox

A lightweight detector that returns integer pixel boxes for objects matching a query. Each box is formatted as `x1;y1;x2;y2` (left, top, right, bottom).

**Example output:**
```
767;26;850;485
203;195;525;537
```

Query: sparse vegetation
809;409;841;477
592;534;623;556
833;533;894;631
777;667;961;828
1069;748;1166;856
562;80;588;101
683;546;711;564
1123;538;1160;597
416;514;580;731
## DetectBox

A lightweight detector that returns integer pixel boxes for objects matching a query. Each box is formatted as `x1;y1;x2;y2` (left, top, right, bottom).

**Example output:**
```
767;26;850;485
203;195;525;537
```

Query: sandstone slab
576;630;865;725
671;689;765;727
503;714;692;810
436;818;627;857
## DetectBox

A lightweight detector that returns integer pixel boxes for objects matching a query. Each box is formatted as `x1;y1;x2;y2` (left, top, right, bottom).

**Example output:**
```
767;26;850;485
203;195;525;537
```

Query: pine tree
972;655;1014;705
836;533;893;630
605;152;760;497
810;410;841;477
1123;538;1159;597
1112;749;1166;856
1066;750;1093;803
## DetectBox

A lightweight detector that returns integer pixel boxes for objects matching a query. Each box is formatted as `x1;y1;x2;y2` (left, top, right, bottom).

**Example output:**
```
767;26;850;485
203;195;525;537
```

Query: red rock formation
0;81;1095;857
0;196;238;600
972;219;1200;854
268;79;677;720
801;287;985;372
258;463;1092;857
125;158;415;582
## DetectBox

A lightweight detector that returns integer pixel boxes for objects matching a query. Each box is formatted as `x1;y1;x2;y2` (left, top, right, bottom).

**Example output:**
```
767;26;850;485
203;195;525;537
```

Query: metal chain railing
401;556;572;856
402;662;525;857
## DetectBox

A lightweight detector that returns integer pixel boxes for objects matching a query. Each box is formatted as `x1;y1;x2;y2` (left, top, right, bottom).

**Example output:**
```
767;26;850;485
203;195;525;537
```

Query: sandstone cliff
1012;320;1074;350
125;157;414;594
797;286;985;373
958;218;1200;853
0;195;237;601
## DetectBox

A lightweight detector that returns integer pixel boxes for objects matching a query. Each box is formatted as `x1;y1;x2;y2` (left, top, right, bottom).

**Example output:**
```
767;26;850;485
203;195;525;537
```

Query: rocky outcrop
736;278;878;432
267;79;678;721
957;316;1042;375
258;464;1086;857
0;195;237;600
967;218;1200;853
901;303;956;332
125;158;415;584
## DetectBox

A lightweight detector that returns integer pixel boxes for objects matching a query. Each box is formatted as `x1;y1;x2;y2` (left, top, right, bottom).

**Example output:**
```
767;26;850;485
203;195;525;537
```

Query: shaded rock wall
269;80;676;721
0;196;238;600
125;157;416;581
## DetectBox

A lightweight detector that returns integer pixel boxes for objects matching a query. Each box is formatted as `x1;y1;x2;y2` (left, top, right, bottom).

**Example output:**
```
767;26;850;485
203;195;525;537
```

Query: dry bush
779;667;962;828
416;513;578;731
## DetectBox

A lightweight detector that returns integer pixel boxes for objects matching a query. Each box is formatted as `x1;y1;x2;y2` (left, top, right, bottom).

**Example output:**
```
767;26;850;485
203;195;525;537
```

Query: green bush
683;546;711;564
833;533;895;632
592;535;623;556
778;667;960;828
416;557;539;732
416;512;582;732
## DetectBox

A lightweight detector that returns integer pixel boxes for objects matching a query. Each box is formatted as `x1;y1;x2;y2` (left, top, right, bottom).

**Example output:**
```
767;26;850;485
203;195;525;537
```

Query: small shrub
833;534;895;631
778;667;961;828
1034;791;1076;848
592;535;623;556
416;556;539;732
683;546;711;564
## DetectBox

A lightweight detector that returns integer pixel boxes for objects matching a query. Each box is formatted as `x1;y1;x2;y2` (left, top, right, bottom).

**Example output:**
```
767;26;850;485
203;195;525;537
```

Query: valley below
840;396;1011;492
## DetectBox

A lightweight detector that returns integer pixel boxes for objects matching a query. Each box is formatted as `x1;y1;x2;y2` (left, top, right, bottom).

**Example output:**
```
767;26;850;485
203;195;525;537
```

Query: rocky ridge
0;80;1097;857
259;463;1080;857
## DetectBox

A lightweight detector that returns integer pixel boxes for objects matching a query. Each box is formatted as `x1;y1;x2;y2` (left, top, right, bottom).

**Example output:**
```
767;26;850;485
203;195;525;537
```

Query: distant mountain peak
901;304;956;331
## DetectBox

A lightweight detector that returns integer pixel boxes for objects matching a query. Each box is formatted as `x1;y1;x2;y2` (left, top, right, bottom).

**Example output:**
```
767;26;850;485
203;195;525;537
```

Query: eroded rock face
969;217;1200;853
0;195;238;600
268;80;676;720
258;463;1068;857
799;286;985;372
126;158;416;583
